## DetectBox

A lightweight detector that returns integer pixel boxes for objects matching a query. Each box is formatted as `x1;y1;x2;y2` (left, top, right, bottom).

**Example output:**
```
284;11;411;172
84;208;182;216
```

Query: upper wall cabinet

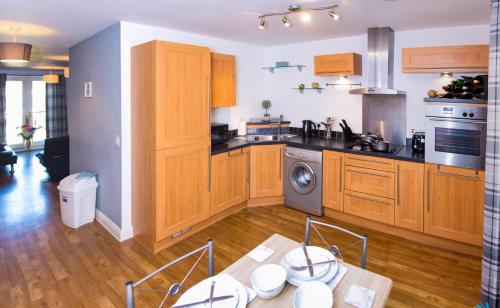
211;52;236;108
402;45;489;73
314;53;362;76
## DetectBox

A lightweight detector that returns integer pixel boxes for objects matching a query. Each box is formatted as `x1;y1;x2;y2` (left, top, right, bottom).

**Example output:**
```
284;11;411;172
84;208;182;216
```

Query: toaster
412;132;425;152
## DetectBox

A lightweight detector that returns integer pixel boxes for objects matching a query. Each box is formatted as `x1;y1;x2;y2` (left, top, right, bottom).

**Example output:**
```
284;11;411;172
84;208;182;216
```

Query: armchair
0;144;18;173
36;136;69;180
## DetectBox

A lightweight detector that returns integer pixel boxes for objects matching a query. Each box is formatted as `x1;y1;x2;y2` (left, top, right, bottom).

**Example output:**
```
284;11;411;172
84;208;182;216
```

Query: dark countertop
212;136;425;163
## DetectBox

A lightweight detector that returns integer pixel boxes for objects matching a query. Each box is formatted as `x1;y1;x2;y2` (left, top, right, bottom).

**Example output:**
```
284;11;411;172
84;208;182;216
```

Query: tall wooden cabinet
424;164;484;246
395;161;424;232
322;151;344;211
250;145;284;200
210;52;236;108
131;40;211;252
211;148;249;216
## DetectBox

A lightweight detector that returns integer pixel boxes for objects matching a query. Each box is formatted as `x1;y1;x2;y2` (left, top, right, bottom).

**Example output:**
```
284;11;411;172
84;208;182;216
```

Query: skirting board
95;209;133;242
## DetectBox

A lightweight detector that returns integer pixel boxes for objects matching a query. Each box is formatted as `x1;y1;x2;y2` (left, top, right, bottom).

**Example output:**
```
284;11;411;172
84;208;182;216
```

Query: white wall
119;21;266;239
264;24;490;134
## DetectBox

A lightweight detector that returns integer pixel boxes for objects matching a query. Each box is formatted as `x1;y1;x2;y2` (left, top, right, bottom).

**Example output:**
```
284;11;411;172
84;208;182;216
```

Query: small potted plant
261;99;272;121
17;113;42;150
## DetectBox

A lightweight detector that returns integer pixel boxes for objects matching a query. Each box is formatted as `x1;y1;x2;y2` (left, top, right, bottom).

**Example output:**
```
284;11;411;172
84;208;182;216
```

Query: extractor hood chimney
349;27;405;95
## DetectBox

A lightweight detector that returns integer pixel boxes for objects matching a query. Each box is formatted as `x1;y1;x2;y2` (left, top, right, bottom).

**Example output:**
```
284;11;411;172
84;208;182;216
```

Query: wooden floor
0;152;482;307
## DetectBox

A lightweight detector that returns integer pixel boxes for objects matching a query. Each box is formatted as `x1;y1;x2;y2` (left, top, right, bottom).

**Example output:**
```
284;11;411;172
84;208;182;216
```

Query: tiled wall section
242;126;344;139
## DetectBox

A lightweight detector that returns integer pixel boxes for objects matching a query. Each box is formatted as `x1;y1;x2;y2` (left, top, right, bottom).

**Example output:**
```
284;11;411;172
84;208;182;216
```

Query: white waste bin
57;173;99;228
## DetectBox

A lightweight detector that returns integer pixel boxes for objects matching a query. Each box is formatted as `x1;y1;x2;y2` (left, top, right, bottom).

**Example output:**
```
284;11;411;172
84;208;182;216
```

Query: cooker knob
462;112;468;117
469;113;474;118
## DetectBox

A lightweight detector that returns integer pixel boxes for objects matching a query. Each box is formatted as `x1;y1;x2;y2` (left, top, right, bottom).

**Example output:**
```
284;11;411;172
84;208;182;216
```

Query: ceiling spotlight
259;17;266;30
282;15;291;27
329;10;340;21
301;12;311;23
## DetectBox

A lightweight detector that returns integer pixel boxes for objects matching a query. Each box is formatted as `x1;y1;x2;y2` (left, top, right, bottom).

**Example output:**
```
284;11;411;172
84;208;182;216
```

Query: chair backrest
43;135;69;158
305;216;368;269
125;239;214;308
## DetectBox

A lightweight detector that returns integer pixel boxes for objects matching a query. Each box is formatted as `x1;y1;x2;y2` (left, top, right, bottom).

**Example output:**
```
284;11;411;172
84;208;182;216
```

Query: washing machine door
288;161;316;195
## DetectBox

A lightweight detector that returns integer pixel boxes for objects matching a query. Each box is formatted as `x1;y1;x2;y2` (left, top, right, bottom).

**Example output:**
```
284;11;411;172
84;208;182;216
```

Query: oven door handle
427;118;486;125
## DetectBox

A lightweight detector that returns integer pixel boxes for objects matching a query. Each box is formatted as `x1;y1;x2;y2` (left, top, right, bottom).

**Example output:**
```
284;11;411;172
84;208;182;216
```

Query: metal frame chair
305;216;368;269
125;239;214;308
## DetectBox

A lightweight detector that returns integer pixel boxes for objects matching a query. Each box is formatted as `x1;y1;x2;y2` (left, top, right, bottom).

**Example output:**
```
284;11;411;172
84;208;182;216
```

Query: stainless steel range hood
349;27;406;95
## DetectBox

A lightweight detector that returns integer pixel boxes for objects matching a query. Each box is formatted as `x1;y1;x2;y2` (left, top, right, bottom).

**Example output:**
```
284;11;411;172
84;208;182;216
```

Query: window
5;81;23;145
32;81;46;141
5;77;46;146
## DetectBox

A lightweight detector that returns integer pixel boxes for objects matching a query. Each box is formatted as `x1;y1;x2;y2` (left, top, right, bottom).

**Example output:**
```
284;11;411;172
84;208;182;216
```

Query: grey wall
68;23;122;227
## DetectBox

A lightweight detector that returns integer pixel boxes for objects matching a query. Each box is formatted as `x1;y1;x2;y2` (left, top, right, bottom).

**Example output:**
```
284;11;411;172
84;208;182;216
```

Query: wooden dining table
221;233;393;307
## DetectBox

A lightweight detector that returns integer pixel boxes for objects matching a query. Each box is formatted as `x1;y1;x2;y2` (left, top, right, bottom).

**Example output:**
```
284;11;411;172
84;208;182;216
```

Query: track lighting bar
258;4;339;29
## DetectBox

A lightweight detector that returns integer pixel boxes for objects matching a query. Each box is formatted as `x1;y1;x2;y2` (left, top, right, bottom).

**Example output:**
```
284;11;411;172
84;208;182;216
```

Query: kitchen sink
236;134;298;142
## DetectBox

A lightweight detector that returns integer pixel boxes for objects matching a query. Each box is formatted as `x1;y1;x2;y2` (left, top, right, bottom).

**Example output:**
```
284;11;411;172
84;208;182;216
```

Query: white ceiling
0;0;491;70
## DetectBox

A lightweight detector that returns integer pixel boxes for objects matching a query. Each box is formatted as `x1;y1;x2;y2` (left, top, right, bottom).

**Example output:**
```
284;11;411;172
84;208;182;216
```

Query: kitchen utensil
174;275;246;308
412;131;425;152
280;246;336;283
250;264;287;299
172;295;235;308
302;245;314;277
293;281;333;308
373;140;389;152
341;119;355;141
302;120;317;138
209;281;215;307
289;259;337;271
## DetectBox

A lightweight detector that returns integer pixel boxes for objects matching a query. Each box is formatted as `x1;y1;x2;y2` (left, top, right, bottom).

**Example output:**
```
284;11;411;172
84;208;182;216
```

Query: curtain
482;1;500;307
0;74;6;144
45;75;68;138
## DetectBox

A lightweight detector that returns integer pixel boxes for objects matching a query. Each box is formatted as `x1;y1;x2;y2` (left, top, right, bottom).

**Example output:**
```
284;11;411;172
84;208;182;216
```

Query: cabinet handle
247;152;250;183
427;169;431;212
346;192;391;206
208;148;211;192
207;77;211;138
338;156;343;192
348;157;391;165
346;167;391;179
279;147;282;179
436;165;480;179
228;149;243;156
396;164;400;206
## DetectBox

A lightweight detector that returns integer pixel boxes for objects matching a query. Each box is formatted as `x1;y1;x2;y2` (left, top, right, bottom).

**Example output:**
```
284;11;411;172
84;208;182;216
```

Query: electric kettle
302;120;317;138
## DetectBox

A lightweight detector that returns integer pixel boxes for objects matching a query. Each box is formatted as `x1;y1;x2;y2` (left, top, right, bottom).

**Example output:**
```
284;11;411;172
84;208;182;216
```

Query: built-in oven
425;102;487;170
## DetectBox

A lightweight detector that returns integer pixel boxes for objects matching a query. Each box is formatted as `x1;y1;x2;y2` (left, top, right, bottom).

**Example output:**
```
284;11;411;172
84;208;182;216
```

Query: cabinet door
322;151;344;211
250;145;284;198
155;142;211;240
424;164;484;246
155;41;211;149
344;166;395;199
211;52;236;108
402;45;489;73
210;148;249;215
314;53;362;76
395;161;424;232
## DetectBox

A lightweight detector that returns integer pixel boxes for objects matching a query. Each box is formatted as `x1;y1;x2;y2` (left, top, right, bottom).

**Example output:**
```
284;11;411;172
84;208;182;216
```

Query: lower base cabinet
424;164;484;246
211;148;249;216
395;161;424;232
250;144;284;199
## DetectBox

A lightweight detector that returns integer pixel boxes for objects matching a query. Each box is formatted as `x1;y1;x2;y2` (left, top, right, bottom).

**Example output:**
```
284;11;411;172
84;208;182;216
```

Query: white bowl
250;264;287;299
293;281;333;308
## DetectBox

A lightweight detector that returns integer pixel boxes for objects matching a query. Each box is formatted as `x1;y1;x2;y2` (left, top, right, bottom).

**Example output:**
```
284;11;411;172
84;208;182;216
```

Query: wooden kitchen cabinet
424;164;484;246
344;190;395;225
131;40;211;252
345;165;395;199
211;52;236;108
156;143;211;240
314;53;362;76
153;41;211;149
402;45;489;73
250;144;284;199
322;151;344;211
211;148;249;216
395;161;424;232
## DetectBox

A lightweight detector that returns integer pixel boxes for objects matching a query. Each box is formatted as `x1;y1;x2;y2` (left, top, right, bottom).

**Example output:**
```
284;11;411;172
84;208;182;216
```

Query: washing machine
284;146;323;216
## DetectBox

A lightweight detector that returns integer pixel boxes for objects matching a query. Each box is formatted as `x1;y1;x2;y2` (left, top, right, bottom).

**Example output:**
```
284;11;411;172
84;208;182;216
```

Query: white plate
280;248;338;287
281;246;335;281
174;274;248;308
293;281;333;308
